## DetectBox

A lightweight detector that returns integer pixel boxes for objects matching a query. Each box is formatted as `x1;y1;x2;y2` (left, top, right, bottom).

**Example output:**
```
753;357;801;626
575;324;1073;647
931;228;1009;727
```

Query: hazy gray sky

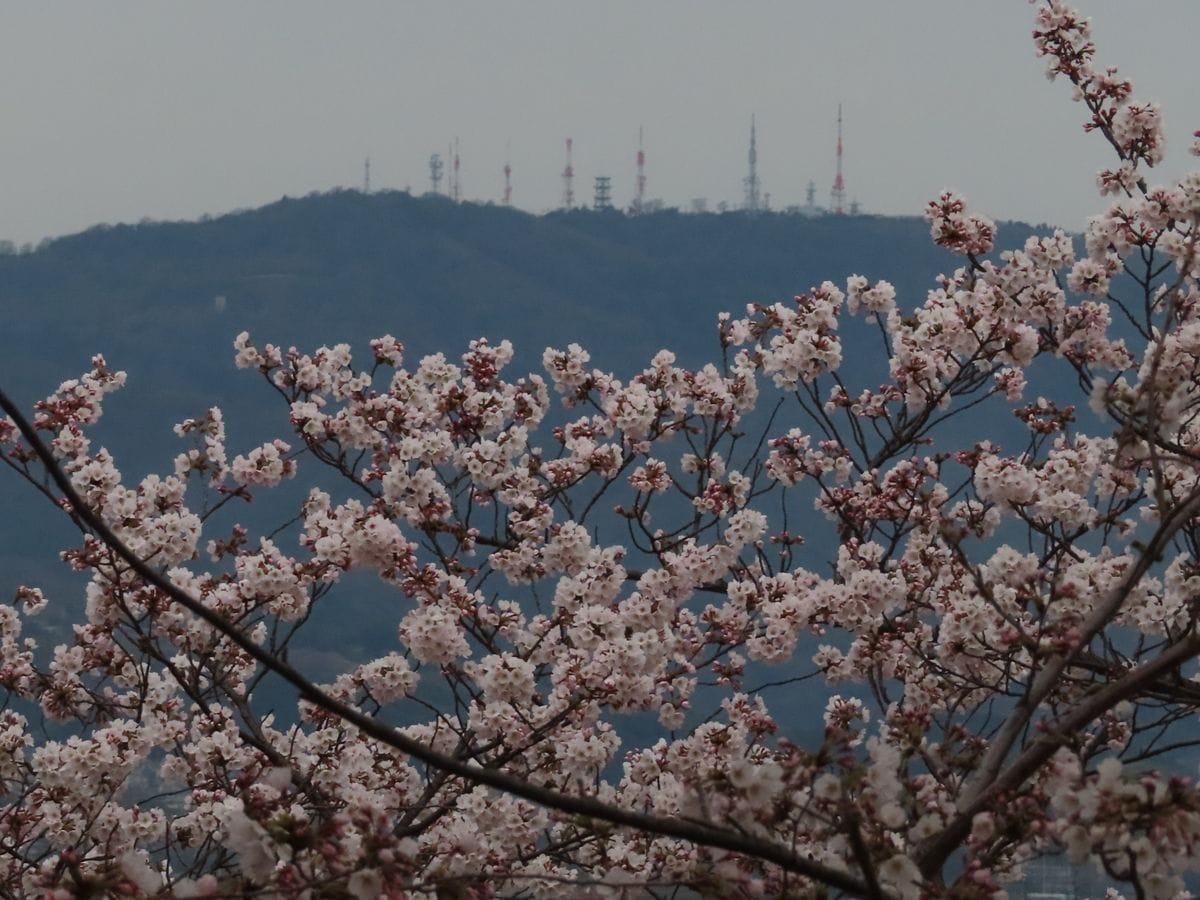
2;2;1197;244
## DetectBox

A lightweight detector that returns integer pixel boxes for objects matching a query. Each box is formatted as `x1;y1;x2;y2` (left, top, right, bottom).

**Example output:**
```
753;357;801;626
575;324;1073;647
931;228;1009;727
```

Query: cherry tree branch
0;386;877;898
952;485;1200;818
918;628;1200;876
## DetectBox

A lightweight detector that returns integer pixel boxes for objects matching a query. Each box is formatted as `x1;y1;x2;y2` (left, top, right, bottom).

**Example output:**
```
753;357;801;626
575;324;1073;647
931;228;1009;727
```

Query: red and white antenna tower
503;141;512;206
634;126;646;213
451;137;462;203
830;104;846;215
562;138;575;209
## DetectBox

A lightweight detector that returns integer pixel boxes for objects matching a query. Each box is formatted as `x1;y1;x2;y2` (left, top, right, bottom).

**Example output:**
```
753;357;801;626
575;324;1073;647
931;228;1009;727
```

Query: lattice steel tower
450;138;462;203
744;115;761;212
429;153;444;194
593;176;613;210
562;138;575;209
503;142;512;206
634;127;646;213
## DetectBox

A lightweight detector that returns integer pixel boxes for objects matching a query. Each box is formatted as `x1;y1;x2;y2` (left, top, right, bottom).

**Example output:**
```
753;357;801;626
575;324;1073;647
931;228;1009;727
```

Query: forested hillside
1;189;1040;433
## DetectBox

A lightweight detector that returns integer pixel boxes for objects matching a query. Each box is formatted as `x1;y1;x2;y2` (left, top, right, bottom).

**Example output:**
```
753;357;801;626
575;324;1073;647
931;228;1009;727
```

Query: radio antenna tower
830;104;846;215
429;153;444;194
562;138;575;209
593;175;613;210
503;141;512;206
363;156;371;194
451;138;462;203
744;115;761;212
634;126;646;214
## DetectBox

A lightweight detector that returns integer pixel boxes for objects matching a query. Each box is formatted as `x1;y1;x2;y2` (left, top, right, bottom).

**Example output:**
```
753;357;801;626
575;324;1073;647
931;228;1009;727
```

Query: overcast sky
2;2;1198;245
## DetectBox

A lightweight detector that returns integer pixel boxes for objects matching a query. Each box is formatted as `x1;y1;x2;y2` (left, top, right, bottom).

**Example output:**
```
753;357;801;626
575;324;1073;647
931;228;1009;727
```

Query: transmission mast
593;176;613;210
743;115;761;212
503;141;512;206
450;138;462;203
363;157;371;194
830;104;846;215
634;126;646;214
562;138;575;209
429;153;444;194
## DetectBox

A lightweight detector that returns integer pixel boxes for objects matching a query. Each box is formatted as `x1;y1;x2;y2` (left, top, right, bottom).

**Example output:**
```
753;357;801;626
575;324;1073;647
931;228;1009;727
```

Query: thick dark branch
953;487;1200;817
917;631;1200;877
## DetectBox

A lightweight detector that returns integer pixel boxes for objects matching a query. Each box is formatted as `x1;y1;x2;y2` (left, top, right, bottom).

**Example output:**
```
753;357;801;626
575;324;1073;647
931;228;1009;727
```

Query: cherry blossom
4;3;1200;896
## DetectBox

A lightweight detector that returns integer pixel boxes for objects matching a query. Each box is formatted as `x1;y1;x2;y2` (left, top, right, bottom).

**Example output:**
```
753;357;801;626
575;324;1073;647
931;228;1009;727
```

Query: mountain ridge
0;188;1045;467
